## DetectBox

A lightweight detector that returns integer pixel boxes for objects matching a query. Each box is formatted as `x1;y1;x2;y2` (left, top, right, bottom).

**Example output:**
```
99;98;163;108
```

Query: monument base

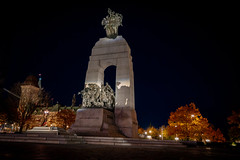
115;107;138;138
69;108;125;137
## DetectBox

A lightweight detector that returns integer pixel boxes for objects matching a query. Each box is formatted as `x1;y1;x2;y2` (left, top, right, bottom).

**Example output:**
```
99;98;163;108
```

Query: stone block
69;108;122;137
114;107;138;138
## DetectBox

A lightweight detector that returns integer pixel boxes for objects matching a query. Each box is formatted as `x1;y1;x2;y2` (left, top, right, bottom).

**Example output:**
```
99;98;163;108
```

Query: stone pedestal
69;108;124;137
115;107;138;138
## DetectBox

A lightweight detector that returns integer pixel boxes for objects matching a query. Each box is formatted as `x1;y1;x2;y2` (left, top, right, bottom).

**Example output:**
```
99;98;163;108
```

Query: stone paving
0;141;240;160
0;134;240;159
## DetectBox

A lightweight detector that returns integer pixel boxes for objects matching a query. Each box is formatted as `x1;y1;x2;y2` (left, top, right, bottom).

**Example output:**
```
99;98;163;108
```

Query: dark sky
0;2;239;133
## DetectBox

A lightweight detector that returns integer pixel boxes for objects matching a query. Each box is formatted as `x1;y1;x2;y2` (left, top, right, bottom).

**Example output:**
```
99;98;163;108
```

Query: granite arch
84;36;138;137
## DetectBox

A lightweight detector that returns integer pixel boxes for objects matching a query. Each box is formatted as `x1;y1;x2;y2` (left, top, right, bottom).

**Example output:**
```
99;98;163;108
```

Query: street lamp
42;110;49;126
44;110;49;114
161;127;163;140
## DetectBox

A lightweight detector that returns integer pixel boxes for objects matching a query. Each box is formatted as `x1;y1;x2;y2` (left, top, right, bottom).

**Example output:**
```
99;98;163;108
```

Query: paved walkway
0;141;240;160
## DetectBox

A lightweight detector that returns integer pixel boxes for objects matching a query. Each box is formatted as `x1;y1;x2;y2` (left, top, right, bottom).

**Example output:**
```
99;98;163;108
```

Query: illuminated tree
8;76;51;132
0;112;7;124
202;126;226;142
51;109;76;130
213;128;226;142
168;103;225;142
138;126;144;135
227;110;240;142
159;125;170;140
165;125;175;140
25;114;45;129
18;101;36;132
146;125;159;139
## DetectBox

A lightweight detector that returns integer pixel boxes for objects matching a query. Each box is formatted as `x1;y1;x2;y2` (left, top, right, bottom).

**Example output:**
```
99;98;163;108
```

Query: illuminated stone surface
26;126;66;135
84;36;138;137
69;108;123;137
80;83;115;110
101;8;123;39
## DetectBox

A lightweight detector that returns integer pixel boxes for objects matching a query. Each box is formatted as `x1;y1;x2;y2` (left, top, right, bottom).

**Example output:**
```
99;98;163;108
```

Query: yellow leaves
53;109;76;129
167;102;225;142
138;127;144;135
0;112;7;124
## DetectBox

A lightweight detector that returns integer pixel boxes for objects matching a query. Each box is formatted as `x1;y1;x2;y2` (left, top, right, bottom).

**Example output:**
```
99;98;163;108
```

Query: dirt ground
0;142;240;160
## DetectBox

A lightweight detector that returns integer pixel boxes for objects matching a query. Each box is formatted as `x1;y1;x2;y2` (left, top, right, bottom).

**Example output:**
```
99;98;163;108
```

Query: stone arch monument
70;9;138;138
85;35;138;137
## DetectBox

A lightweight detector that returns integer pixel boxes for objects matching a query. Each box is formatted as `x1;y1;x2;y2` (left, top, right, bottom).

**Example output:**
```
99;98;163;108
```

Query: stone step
0;134;189;147
80;136;184;146
0;134;79;144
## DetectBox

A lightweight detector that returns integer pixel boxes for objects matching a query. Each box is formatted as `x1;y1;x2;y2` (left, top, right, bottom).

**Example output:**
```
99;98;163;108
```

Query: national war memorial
70;9;138;138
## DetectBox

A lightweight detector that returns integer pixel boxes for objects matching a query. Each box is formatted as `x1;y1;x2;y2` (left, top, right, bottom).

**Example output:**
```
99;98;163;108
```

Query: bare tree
4;76;50;132
4;83;21;124
18;88;50;132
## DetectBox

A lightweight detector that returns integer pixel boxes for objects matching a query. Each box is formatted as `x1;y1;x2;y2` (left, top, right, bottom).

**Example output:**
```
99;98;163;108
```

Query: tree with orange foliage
203;125;225;143
0;112;7;124
159;125;170;140
168;103;225;142
146;125;159;139
51;109;76;130
227;109;240;142
138;126;144;135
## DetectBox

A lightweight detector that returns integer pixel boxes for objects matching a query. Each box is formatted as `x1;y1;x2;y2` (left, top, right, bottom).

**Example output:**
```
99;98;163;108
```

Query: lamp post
42;109;49;126
161;127;163;140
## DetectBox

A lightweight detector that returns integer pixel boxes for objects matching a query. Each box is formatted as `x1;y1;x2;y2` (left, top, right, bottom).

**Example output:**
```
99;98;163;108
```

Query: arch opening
104;65;116;92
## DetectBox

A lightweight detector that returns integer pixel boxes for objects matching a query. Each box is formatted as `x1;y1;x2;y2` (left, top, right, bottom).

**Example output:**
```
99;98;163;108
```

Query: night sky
0;2;239;134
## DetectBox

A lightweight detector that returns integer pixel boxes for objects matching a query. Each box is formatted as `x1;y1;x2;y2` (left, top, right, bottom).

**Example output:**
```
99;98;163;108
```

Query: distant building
19;75;40;106
19;75;80;130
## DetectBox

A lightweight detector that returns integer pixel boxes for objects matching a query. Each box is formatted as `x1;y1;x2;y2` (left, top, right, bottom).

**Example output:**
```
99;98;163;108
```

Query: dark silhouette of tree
227;109;240;142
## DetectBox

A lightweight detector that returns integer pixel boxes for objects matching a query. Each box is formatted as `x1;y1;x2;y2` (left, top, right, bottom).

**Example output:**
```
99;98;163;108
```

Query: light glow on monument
101;8;123;39
116;80;130;89
125;98;128;105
